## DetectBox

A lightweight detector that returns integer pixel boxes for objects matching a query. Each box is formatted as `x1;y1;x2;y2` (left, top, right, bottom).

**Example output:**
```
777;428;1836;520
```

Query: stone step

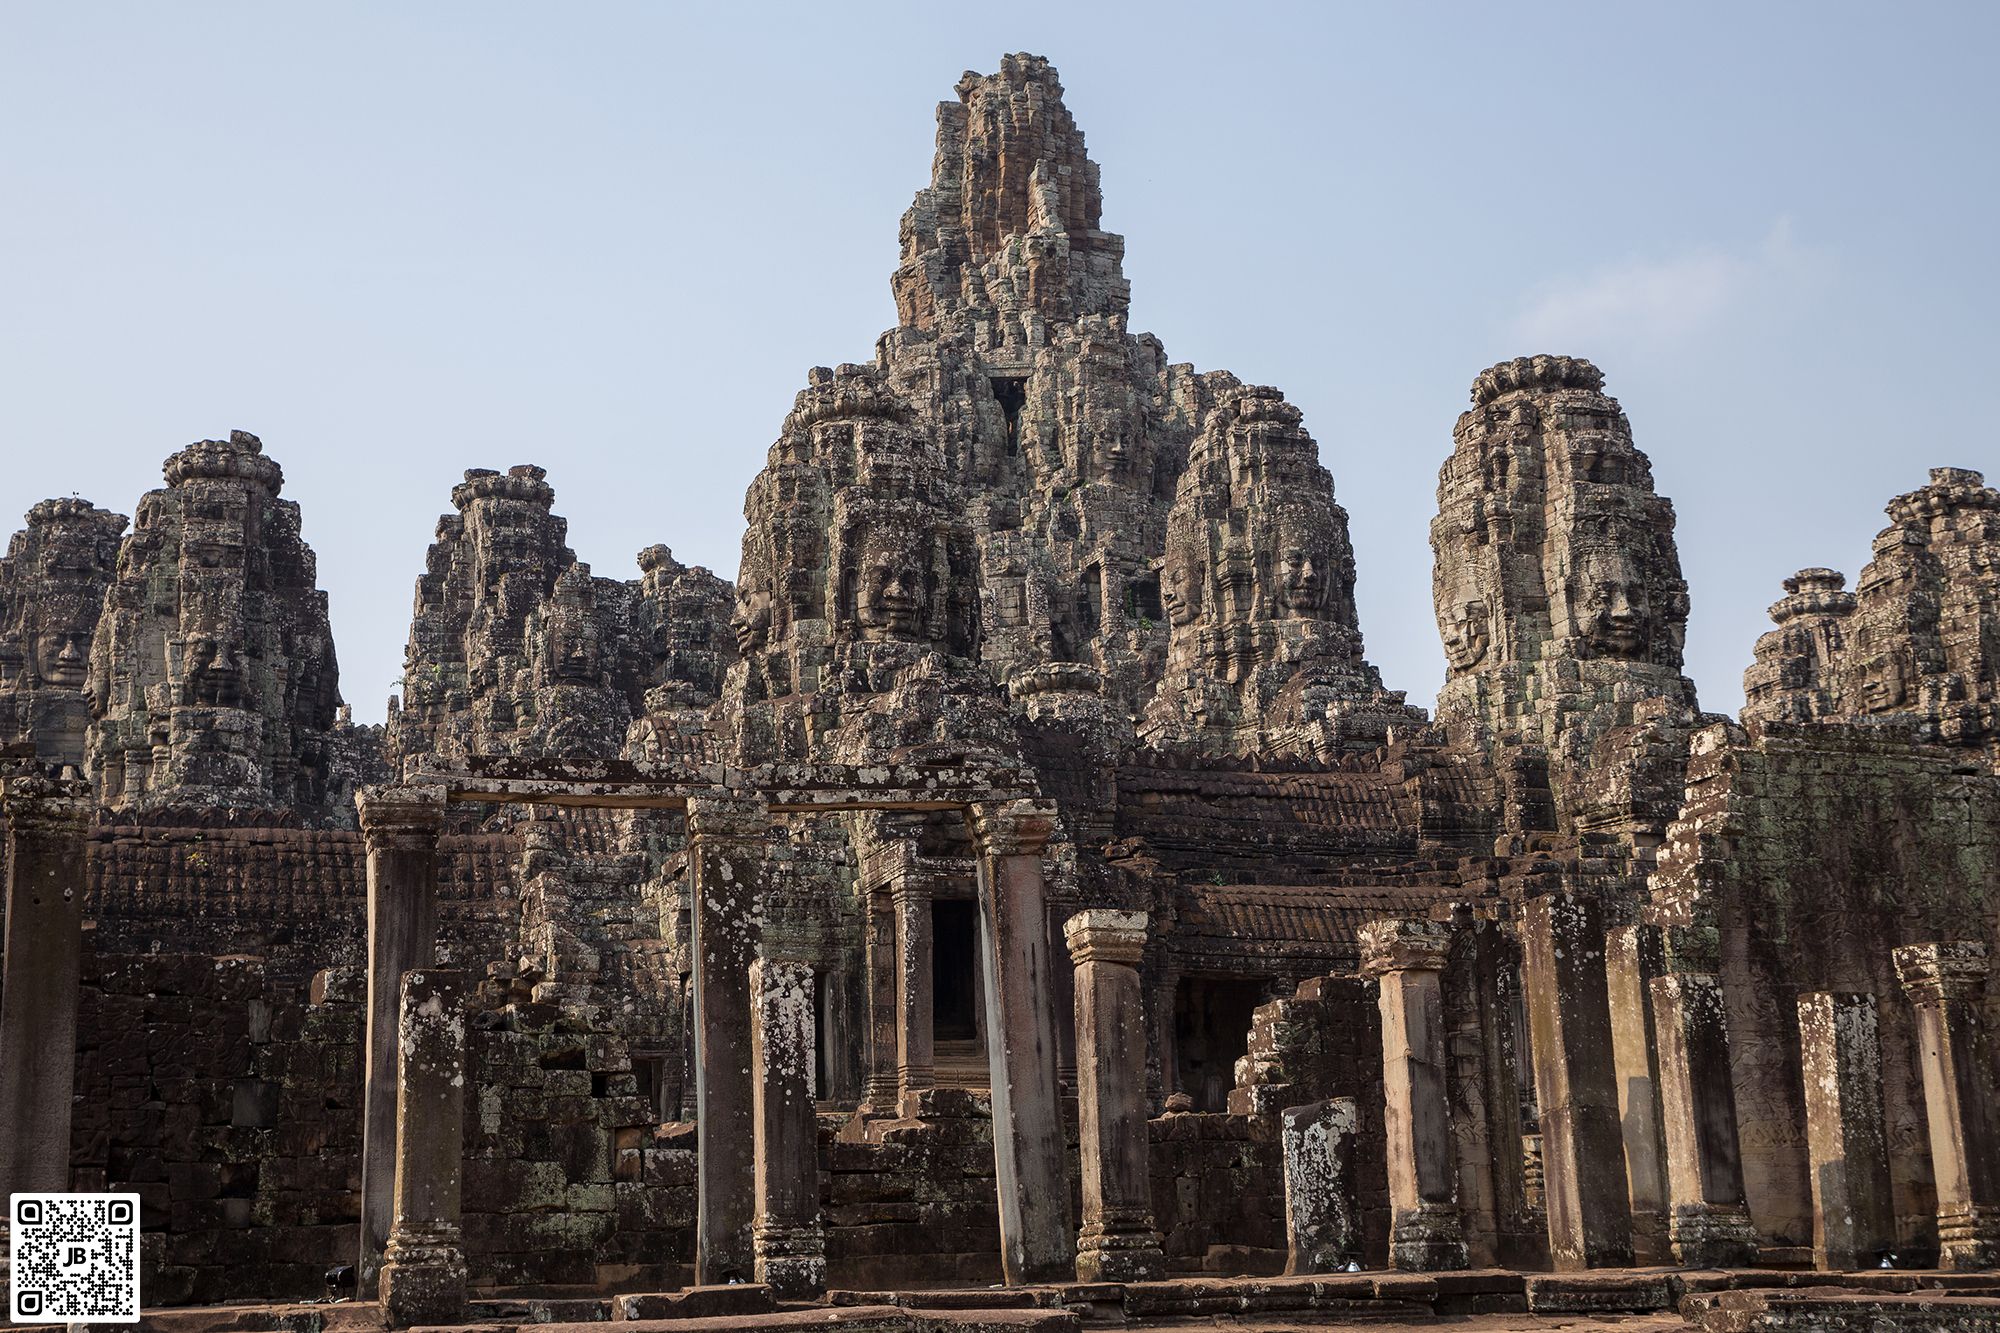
409;1308;1076;1333
611;1287;776;1321
1682;1288;2000;1330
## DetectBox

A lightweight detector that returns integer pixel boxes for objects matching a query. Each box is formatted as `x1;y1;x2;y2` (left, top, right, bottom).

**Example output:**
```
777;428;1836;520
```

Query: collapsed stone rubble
1;49;1998;1333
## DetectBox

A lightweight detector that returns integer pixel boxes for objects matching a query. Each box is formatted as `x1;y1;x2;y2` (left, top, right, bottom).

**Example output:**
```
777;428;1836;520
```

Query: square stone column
687;792;769;1286
1283;1097;1359;1274
862;890;900;1113
356;783;446;1294
1065;910;1165;1282
1798;992;1894;1271
970;798;1072;1285
751;957;824;1298
1894;941;2000;1270
1361;917;1469;1271
892;876;935;1112
1650;967;1760;1267
1520;892;1634;1270
1605;921;1670;1262
379;968;468;1328
0;774;91;1204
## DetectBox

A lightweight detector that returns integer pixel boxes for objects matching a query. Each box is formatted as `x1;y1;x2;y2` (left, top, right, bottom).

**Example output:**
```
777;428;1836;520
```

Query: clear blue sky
5;2;1995;724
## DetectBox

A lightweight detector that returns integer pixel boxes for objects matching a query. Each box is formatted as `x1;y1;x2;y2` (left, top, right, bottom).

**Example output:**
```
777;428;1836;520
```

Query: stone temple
2;51;1999;1333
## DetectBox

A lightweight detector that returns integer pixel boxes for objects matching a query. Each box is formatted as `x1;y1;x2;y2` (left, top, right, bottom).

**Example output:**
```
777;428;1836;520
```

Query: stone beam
1361;916;1469;1271
689;792;768;1285
1520;891;1635;1270
1895;941;2000;1270
410;758;1034;813
357;783;446;1295
379;969;469;1328
1798;991;1894;1271
970;798;1071;1285
1065;909;1164;1282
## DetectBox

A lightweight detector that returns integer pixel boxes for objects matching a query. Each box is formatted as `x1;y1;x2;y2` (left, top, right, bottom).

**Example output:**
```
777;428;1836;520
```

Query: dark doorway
1173;976;1265;1112
990;377;1027;456
1127;572;1163;626
933;899;981;1042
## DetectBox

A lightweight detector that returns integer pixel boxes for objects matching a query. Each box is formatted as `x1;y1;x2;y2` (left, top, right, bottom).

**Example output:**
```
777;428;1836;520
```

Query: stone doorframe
355;755;1074;1289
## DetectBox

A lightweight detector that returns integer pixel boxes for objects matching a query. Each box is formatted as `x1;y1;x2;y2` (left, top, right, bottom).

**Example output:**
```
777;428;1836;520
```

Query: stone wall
1649;719;2000;1254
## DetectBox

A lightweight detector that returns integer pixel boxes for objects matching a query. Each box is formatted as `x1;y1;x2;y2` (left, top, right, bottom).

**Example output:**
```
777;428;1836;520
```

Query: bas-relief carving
0;498;127;768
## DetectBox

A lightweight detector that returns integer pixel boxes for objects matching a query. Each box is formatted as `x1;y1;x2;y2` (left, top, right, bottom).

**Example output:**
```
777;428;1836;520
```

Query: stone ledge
1682;1288;2000;1332
611;1287;775;1321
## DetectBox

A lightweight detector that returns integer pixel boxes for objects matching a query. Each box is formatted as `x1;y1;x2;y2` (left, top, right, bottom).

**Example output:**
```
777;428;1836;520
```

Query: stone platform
16;1270;2000;1333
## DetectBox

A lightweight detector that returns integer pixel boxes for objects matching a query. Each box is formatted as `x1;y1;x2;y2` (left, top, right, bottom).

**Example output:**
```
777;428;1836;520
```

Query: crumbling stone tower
1743;467;2000;763
0;497;127;770
391;465;733;767
1143;383;1419;757
875;54;1191;719
84;431;356;817
1431;355;1697;840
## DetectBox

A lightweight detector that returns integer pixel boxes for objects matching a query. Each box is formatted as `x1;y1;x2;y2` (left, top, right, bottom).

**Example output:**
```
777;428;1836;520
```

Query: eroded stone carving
1142;384;1419;756
85;431;366;817
1431;356;1698;839
0;498;126;770
1743;468;2000;761
391;465;733;767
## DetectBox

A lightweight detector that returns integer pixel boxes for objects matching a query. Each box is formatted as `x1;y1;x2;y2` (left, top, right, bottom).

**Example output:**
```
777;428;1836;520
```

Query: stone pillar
0;775;91;1203
1605;921;1670;1262
751;957;824;1298
1151;959;1181;1106
379;969;468;1328
970;798;1071;1285
1519;892;1634;1270
688;792;768;1286
1894;941;2000;1270
1650;969;1760;1267
357;783;446;1294
1064;909;1165;1282
1361;917;1469;1271
863;890;899;1113
1798;992;1894;1271
1283;1097;1359;1274
892;876;935;1112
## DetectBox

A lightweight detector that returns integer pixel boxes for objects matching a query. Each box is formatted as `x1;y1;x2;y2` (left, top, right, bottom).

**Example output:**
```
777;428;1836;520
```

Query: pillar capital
1895;941;1989;1007
1360;917;1452;976
687;791;770;842
971;798;1057;858
356;783;446;844
1065;910;1147;967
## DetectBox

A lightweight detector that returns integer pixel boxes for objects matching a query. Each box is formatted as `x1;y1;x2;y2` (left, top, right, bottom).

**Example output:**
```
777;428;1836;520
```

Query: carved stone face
1570;548;1650;659
1277;543;1326;617
1439;595;1490;671
855;548;922;641
32;628;91;687
186;636;242;706
732;584;771;656
1161;549;1202;628
1857;649;1912;713
551;617;598;682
